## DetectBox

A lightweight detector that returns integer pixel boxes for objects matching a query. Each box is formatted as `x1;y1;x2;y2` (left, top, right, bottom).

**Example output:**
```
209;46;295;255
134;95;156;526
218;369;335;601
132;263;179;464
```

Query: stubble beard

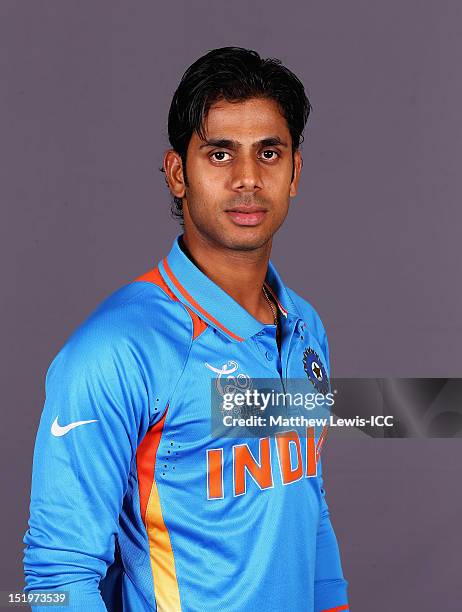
183;191;288;253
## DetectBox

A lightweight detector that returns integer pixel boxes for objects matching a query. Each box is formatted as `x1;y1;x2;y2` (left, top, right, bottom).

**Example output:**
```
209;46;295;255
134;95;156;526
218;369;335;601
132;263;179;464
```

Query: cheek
264;159;293;186
187;159;223;195
188;179;220;209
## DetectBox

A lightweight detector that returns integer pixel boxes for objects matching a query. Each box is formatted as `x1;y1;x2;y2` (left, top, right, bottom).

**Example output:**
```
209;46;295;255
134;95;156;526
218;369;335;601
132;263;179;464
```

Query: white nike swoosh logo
51;416;98;437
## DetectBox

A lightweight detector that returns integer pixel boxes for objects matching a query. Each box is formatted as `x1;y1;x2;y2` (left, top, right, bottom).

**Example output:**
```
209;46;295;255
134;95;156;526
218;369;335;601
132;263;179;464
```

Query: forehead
200;98;290;141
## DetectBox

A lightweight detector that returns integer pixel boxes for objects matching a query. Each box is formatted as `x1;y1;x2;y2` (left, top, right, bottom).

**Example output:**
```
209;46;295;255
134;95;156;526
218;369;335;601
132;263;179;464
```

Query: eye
260;150;279;161
210;151;231;162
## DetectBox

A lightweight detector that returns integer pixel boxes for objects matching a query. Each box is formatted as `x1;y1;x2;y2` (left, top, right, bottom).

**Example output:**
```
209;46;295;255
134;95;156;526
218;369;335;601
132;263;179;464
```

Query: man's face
176;97;302;252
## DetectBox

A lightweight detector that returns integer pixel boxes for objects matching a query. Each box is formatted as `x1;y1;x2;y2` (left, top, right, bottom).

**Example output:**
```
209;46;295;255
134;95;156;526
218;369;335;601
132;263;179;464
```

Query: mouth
225;206;268;227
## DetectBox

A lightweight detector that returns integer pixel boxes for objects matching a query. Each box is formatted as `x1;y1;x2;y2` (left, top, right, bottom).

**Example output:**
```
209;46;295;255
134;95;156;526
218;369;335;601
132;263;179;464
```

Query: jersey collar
158;234;297;343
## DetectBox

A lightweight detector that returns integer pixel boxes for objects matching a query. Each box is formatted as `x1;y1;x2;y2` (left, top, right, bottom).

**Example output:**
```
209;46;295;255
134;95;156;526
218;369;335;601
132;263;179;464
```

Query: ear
163;149;186;198
289;150;303;198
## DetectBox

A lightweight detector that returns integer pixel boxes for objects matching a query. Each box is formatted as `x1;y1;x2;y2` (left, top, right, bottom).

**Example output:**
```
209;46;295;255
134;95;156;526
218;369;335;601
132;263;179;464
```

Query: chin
219;228;273;251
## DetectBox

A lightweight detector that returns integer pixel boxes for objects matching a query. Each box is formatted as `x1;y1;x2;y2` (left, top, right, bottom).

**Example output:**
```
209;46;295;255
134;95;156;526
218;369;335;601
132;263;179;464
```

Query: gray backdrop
2;1;461;610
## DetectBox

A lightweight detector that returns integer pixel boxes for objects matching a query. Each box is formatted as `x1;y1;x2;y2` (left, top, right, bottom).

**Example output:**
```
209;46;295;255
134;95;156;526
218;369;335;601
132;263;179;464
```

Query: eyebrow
199;136;289;150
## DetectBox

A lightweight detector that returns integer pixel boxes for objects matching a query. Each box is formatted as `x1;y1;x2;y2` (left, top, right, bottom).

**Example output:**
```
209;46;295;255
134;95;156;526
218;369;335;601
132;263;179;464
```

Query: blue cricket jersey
23;234;349;611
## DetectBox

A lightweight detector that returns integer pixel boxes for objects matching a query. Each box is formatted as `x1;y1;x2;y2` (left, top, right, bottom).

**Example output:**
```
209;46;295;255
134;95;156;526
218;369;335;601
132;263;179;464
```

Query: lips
225;205;268;227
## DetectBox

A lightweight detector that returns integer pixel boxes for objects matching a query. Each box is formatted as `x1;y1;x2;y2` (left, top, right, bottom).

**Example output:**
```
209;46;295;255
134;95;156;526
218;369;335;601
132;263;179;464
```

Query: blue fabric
23;234;349;611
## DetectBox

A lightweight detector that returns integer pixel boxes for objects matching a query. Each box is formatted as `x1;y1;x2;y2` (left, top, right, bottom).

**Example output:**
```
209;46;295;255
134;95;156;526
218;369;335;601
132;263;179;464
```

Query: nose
230;154;262;192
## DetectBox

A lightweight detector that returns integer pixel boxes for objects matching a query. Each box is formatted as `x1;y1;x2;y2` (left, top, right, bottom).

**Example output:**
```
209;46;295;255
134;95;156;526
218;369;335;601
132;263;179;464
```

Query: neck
181;231;275;324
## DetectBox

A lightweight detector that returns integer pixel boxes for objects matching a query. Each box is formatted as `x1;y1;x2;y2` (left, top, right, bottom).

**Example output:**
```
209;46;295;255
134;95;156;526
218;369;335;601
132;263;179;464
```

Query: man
23;47;349;611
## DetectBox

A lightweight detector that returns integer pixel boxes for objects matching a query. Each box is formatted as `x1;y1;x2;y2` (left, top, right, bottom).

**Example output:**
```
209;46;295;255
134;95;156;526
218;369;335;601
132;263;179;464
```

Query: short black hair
164;46;311;222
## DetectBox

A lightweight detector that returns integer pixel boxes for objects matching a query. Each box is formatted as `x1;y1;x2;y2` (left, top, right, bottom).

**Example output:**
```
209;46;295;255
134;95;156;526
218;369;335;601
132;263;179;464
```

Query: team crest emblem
302;348;329;394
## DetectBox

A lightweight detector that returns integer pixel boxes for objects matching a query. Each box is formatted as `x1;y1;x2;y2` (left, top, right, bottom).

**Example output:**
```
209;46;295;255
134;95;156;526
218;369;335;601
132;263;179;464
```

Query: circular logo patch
302;348;329;394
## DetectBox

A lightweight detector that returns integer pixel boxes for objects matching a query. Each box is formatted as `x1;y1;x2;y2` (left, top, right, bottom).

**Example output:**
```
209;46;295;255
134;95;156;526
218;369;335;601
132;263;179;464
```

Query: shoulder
48;276;194;387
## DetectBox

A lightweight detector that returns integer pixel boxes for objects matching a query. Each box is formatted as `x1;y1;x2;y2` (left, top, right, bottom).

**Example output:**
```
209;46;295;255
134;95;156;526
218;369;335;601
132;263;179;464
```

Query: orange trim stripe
135;267;208;341
137;410;168;525
321;606;349;612
162;257;244;342
137;406;182;611
135;268;178;303
187;308;208;340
